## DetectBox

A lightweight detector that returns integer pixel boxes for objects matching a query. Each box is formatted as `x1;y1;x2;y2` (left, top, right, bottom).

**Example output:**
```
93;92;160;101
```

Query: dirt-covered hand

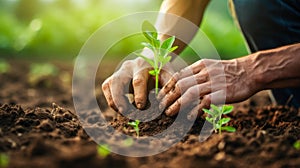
157;58;259;119
102;57;174;113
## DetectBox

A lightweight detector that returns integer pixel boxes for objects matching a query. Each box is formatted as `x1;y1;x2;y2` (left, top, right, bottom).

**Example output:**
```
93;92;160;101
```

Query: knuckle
185;87;197;99
198;70;209;81
201;95;211;106
173;72;180;81
132;78;145;86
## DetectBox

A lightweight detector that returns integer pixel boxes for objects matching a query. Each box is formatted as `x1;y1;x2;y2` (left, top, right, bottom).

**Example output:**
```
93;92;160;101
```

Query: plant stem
218;114;222;135
155;72;159;94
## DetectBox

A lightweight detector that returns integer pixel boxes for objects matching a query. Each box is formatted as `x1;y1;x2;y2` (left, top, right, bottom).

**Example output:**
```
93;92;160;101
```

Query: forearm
156;0;210;54
242;43;300;90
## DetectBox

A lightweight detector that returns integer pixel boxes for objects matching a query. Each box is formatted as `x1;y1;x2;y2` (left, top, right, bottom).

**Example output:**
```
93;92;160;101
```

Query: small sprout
128;119;140;137
203;104;236;135
122;138;134;147
0;60;10;74
0;153;9;168
28;63;58;87
97;144;111;158
294;140;300;150
135;21;178;94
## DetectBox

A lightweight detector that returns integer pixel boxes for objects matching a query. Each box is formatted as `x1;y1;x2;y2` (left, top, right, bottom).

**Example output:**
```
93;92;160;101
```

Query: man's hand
158;57;260;119
102;57;173;113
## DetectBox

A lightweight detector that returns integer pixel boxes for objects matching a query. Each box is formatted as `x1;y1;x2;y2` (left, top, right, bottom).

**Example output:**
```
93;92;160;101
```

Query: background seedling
128;119;140;137
97;144;111;158
28;63;58;87
122;138;134;147
0;60;10;74
294;140;300;150
0;153;9;168
203;104;236;135
135;21;178;94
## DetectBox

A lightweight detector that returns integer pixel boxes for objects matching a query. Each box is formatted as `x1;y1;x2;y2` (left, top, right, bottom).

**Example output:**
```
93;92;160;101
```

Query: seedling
0;60;10;74
135;21;178;94
97;144;111;158
294;140;300;150
203;104;236;135
128;119;140;137
0;153;9;168
28;63;58;87
122;138;134;147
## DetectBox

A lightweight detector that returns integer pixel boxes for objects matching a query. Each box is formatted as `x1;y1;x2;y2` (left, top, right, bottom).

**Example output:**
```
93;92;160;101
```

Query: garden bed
0;60;299;168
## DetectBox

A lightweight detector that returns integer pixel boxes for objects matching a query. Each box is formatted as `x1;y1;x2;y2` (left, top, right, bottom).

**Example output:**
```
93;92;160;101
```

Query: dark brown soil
0;59;299;168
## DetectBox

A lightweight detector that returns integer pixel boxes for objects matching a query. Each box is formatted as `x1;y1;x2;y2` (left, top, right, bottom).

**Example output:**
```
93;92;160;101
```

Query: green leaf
149;70;156;76
128;122;137;127
142;21;157;39
0;60;10;74
162;56;172;65
203;108;214;116
153;39;160;48
221;126;236;132
159;48;168;58
205;116;213;123
169;46;178;52
0;153;9;168
134;52;154;67
158;55;172;67
142;21;158;47
161;36;175;50
211;104;221;113
294;140;300;150
97;144;111;158
122;138;134;147
141;42;154;51
220;118;231;125
222;105;234;114
216;123;221;129
143;32;155;45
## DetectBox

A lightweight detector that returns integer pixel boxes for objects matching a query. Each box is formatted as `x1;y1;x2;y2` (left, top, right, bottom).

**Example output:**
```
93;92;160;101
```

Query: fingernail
165;108;171;116
119;107;124;113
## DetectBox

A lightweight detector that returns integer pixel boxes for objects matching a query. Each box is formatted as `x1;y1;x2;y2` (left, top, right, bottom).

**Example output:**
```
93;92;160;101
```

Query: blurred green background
0;0;248;61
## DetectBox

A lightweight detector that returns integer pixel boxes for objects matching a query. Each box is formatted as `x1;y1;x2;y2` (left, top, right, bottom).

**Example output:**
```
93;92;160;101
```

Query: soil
0;59;299;168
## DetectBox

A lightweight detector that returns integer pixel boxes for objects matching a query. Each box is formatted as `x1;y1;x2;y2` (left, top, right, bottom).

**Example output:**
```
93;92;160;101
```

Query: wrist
237;52;269;91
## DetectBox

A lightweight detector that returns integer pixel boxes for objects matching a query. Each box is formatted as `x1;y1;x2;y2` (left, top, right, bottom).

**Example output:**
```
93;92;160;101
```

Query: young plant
97;144;111;158
0;60;10;74
128;119;140;137
203;104;236;135
294;140;300;150
0;153;9;168
28;63;58;87
135;21;178;94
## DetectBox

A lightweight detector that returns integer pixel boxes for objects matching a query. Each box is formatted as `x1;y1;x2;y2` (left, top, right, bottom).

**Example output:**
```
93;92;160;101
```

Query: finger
102;77;118;112
110;60;134;113
158;61;206;100
157;67;192;100
159;70;209;111
165;82;212;116
110;72;132;113
132;68;150;109
187;90;226;120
